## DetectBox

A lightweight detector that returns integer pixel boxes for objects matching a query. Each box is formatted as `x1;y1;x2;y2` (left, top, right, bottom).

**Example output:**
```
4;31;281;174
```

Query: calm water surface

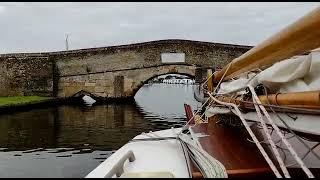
0;83;200;178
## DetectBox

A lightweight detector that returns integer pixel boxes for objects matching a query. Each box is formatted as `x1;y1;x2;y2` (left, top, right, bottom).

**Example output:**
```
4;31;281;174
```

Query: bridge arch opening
132;73;195;98
134;73;200;121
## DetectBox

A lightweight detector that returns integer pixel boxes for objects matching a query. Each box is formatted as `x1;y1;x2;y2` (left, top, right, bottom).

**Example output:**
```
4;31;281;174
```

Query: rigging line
302;143;320;162
182;61;233;131
182;93;211;128
252;97;290;177
142;129;225;177
207;92;282;178
246;131;296;149
261;85;320;161
128;137;177;143
178;133;228;178
247;137;290;164
179;138;193;178
200;61;233;94
286;142;320;168
183;62;232;129
181;141;207;178
180;138;211;178
213;63;233;94
183;137;219;177
198;98;215;123
248;85;314;178
214;69;261;96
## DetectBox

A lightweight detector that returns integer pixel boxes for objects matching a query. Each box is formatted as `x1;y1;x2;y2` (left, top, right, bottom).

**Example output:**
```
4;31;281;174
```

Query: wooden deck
190;116;274;178
189;115;320;178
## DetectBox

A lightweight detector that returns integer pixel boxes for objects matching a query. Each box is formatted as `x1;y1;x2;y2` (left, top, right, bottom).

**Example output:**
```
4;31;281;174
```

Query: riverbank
0;95;135;114
0;96;68;114
0;96;51;106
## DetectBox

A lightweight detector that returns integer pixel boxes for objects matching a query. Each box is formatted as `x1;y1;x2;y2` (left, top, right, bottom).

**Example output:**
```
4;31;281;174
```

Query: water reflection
0;83;200;177
0;104;160;151
135;83;200;121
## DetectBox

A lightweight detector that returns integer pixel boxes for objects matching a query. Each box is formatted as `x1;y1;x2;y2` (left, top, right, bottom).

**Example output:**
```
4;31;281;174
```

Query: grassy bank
0;96;52;106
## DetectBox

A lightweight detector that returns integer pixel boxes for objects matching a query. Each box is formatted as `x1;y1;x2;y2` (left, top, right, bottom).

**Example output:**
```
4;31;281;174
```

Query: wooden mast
213;6;320;83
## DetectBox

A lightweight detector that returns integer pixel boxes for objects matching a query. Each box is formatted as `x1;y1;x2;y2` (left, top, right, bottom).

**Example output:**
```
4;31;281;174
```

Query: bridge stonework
58;65;196;98
0;40;252;99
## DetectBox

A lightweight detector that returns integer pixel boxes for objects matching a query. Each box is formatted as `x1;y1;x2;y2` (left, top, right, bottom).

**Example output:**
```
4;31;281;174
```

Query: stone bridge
0;39;252;99
58;64;197;98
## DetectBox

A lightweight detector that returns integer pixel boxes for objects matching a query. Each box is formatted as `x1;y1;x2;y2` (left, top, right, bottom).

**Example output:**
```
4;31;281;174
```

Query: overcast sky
0;2;319;53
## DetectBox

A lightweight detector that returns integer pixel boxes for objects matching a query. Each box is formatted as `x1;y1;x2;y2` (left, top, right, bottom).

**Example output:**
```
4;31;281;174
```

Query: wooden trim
227;167;271;175
192;168;272;178
258;91;320;107
207;69;213;92
215;91;320;114
192;172;202;178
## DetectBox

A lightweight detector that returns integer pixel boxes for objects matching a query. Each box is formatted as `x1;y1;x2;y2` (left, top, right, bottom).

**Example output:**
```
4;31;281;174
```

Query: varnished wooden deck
190;116;274;178
189;116;320;178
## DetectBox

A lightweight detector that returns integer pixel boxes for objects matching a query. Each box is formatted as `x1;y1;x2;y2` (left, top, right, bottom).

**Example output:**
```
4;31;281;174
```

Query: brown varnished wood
189;116;320;177
215;93;320;115
190;116;275;177
191;118;272;170
258;91;320;107
207;69;213;93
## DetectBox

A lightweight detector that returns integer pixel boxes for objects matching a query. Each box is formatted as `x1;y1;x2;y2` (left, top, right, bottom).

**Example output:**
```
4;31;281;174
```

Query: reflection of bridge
0;39;252;98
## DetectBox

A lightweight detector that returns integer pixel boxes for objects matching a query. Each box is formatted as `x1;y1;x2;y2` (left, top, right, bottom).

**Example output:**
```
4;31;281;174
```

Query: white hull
85;128;190;178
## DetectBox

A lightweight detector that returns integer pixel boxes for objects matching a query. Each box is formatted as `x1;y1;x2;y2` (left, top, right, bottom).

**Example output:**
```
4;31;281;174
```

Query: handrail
104;150;136;178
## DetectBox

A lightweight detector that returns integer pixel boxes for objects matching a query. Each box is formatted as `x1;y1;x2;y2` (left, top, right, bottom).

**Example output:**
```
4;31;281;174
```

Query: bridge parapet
0;39;252;98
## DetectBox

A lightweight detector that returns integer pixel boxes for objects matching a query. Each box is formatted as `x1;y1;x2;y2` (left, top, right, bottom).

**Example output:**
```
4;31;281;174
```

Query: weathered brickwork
57;65;196;98
0;56;53;96
0;39;252;98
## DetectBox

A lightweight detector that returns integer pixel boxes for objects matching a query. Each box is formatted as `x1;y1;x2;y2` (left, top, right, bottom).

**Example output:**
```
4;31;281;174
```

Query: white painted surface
85;128;190;178
218;50;320;95
161;53;185;63
236;110;320;136
82;95;96;106
205;106;320;136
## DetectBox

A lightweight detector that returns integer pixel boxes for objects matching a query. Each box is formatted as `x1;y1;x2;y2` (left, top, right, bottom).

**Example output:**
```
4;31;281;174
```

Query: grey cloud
0;2;319;53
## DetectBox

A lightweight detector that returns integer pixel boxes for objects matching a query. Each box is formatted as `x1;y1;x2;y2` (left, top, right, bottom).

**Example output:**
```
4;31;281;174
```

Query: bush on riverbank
0;96;51;106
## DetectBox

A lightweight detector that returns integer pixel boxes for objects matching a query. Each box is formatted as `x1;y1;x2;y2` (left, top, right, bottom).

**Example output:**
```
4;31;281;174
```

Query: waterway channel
0;83;201;178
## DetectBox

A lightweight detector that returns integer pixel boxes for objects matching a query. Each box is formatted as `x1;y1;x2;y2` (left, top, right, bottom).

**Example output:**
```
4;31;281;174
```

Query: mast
213;6;320;82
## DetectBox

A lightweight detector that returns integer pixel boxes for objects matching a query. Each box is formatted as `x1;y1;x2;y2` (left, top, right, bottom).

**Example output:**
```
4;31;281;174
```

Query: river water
0;83;201;178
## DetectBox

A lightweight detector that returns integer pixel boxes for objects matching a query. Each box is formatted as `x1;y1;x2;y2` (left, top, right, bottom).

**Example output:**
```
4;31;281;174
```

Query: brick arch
50;39;251;99
130;65;196;96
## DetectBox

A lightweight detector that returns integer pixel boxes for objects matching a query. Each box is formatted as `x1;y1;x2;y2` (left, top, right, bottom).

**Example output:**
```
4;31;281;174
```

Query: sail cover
217;49;320;95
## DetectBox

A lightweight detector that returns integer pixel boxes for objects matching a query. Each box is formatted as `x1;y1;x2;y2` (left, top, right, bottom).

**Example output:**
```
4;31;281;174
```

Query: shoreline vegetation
0;96;52;106
0;95;135;114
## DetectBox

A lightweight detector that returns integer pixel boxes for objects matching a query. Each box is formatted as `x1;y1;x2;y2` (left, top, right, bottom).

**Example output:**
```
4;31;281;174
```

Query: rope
207;92;282;178
212;63;233;94
252;96;291;177
261;85;320;161
179;137;193;178
286;142;320;168
190;60;318;178
248;85;314;178
182;62;233;130
137;129;227;178
181;128;224;177
178;133;228;178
